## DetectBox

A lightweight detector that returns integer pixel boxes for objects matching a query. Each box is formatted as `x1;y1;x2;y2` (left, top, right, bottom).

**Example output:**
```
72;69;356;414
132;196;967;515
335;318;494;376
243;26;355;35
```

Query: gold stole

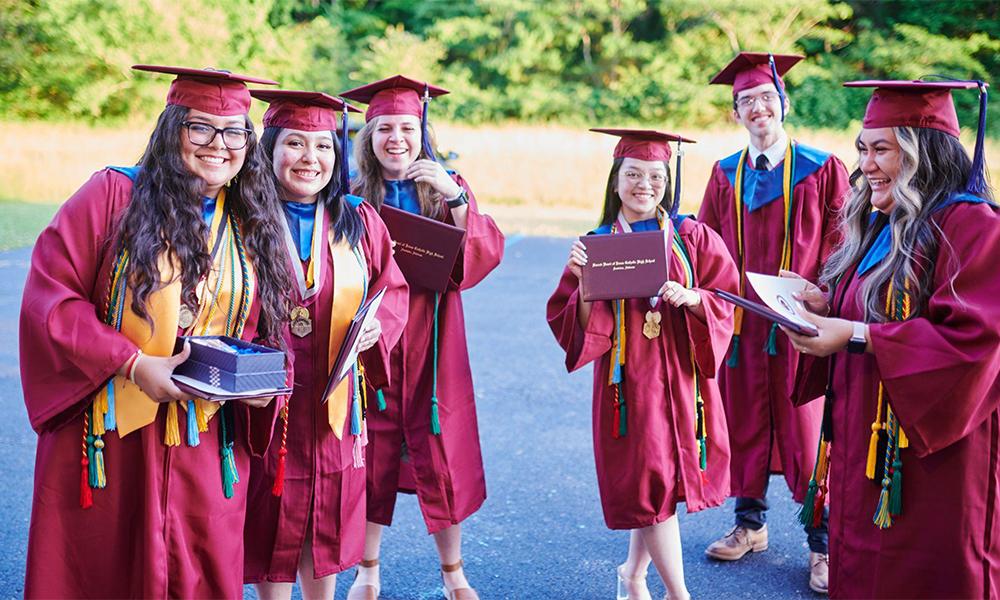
101;190;253;437
324;230;367;439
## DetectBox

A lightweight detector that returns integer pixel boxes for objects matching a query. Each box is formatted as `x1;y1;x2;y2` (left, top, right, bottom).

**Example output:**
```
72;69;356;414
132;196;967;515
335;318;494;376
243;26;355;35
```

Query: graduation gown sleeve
448;173;505;290
545;269;614;373
20;169;138;432
870;202;1000;457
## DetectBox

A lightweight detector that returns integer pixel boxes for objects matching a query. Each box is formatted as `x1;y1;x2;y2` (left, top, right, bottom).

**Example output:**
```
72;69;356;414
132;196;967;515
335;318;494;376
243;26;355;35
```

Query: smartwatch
847;321;867;354
446;189;469;209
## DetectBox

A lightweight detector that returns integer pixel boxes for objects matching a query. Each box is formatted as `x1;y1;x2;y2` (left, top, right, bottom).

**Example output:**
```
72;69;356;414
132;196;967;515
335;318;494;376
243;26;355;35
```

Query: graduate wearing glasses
697;52;851;593
19;65;293;598
548;129;738;600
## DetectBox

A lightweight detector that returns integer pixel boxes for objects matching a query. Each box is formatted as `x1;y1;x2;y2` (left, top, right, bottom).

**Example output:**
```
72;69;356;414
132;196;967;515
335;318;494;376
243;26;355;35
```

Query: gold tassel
897;427;909;449
815;440;830;482
92;389;108;436
865;422;881;480
164;401;181;446
195;399;208;433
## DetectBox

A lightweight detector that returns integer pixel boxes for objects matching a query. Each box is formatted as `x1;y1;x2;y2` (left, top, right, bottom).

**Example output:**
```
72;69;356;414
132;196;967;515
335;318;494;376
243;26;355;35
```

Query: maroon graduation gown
243;202;409;582
20;169;281;599
546;218;738;529
365;175;504;534
698;146;850;501
793;201;1000;599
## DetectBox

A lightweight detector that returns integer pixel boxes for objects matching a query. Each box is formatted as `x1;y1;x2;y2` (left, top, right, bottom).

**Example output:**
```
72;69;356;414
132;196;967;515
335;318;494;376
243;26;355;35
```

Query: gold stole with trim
324;230;367;439
100;190;254;437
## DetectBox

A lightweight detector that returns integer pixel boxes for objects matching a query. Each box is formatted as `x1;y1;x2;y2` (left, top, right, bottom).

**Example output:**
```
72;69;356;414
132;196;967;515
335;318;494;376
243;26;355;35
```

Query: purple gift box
174;336;286;393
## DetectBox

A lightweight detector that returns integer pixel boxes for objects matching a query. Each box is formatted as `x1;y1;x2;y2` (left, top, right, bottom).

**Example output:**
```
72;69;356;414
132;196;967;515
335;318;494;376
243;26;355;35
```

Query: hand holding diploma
356;317;382;353
567;239;587;279
778;270;869;357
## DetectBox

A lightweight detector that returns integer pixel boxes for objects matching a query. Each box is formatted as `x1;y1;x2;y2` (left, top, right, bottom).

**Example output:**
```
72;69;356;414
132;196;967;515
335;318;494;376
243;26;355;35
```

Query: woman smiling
341;75;504;600
784;80;1000;598
241;89;408;600
19;64;293;598
547;128;738;600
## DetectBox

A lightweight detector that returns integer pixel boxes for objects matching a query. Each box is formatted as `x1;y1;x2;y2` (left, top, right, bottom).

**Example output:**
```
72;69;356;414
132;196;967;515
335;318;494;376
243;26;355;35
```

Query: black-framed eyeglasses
182;121;253;150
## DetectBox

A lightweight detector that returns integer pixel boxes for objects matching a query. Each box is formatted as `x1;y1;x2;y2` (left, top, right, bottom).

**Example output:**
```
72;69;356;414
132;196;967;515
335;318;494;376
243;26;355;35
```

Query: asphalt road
1;238;819;599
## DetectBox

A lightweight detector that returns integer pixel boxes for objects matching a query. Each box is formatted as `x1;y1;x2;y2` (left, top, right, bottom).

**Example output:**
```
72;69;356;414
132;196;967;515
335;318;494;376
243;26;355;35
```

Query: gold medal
642;310;662;339
178;304;196;329
290;305;313;338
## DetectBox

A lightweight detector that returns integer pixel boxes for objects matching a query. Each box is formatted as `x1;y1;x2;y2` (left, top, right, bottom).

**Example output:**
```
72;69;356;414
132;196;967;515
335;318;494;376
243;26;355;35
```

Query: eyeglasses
182;121;252;150
735;92;780;109
623;170;667;186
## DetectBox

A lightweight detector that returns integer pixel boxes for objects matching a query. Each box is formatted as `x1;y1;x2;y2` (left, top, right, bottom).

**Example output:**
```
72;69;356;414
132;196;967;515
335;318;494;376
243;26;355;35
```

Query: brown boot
704;525;769;560
809;552;829;594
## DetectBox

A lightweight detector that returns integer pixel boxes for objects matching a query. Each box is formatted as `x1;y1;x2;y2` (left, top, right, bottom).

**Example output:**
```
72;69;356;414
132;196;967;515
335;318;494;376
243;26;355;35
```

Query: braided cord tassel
430;293;442;435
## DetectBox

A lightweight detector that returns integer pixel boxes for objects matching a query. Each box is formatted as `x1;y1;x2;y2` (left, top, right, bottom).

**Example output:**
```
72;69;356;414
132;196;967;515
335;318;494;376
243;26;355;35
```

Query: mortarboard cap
591;128;695;162
709;52;803;95
339;75;449;122
132;64;277;116
845;79;990;193
249;89;361;132
592;128;698;217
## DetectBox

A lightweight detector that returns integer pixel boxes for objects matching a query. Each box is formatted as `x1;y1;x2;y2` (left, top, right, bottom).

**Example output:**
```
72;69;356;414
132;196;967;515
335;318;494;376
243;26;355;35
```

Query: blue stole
858;192;991;276
719;143;830;212
384;179;421;214
590;214;689;235
108;165;217;224
282;201;318;261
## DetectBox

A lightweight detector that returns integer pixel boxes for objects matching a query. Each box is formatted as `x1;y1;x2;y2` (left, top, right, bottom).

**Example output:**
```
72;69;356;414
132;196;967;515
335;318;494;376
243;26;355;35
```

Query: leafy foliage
2;0;996;135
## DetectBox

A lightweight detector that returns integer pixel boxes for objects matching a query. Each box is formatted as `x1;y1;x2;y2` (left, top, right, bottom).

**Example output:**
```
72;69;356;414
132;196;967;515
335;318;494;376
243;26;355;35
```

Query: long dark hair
117;104;292;343
351;116;446;220
597;157;673;227
259;126;364;247
821;126;995;321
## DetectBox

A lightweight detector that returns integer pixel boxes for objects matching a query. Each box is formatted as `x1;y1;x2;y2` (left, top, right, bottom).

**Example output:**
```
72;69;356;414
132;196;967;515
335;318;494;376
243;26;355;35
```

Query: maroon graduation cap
132;64;277;116
591;128;696;162
339;74;449;122
844;79;991;194
249;89;361;132
592;128;698;216
710;52;804;121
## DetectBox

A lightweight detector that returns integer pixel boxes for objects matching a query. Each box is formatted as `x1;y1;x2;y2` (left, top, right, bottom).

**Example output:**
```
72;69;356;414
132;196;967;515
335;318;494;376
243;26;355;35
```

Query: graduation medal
643;310;661;339
290;305;313;337
282;200;326;338
178;304;196;329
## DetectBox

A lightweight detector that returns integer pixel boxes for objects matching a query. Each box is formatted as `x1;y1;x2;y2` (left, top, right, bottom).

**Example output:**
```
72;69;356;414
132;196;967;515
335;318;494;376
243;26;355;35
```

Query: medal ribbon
728;141;795;367
280;199;327;299
606;206;704;464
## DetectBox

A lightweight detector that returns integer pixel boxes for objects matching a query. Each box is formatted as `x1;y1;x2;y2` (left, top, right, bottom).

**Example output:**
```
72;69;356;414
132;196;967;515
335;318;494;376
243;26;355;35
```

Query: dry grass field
2;120;997;238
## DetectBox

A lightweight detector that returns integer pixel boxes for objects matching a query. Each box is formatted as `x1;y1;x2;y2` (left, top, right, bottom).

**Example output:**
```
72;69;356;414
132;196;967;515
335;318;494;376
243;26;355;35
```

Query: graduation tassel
671;141;684;218
889;455;904;517
164;401;181;447
420;84;438;161
104;380;117;432
92;388;107;436
430;293;443;435
376;389;387;411
80;414;93;509
617;384;627;438
219;403;239;499
91;438;107;489
764;322;780;356
967;82;989;195
271;404;289;497
866;385;885;479
185;400;200;447
769;53;787;122
726;334;741;368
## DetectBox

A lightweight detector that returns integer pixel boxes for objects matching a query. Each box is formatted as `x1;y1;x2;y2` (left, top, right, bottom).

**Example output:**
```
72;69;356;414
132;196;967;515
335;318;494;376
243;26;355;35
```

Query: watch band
446;189;469;209
847;321;867;354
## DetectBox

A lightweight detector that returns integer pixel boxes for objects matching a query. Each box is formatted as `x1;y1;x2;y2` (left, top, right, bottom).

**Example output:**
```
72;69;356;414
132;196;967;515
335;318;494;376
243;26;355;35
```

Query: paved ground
1;238;819;599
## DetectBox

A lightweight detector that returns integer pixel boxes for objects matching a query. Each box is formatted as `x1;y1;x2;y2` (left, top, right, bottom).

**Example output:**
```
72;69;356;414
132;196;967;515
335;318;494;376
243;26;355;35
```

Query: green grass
0;200;58;251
